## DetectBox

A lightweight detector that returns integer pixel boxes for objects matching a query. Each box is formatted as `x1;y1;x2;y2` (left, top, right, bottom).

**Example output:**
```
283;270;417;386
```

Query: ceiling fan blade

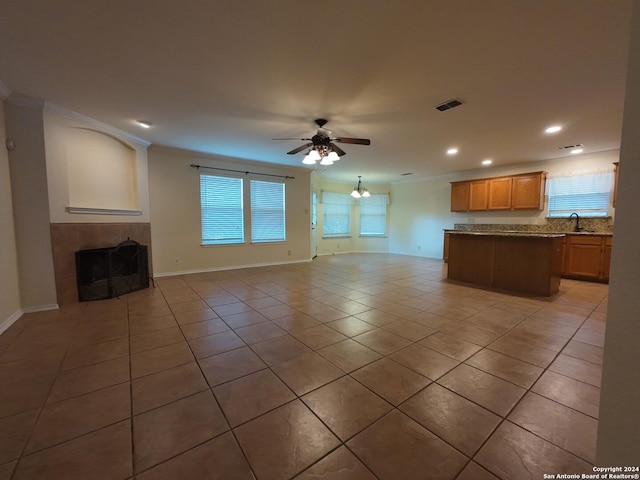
333;137;371;145
286;143;313;155
273;137;312;141
330;143;347;156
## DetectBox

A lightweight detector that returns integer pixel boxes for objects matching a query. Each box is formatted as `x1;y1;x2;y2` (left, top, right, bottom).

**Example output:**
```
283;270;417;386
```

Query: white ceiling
0;0;633;184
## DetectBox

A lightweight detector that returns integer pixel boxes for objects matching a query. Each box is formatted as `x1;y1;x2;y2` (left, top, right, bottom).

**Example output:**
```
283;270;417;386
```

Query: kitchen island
446;231;564;296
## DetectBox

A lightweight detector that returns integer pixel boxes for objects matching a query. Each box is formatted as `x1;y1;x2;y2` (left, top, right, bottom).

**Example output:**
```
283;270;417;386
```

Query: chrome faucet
569;212;582;232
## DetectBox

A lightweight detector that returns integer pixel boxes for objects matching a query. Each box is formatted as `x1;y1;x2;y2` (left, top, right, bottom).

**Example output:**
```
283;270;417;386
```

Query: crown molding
6;94;152;147
0;80;11;99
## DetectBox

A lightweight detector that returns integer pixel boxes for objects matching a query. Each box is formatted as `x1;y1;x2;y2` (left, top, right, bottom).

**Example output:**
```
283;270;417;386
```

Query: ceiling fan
274;119;371;161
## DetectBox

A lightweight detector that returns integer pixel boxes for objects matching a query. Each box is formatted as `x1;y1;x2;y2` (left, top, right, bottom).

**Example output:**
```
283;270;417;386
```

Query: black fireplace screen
75;239;149;301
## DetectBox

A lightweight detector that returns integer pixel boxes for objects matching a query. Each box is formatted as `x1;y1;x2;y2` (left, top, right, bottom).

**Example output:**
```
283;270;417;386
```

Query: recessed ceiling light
482;159;493;166
570;148;584;155
136;120;152;129
545;125;562;134
446;148;458;155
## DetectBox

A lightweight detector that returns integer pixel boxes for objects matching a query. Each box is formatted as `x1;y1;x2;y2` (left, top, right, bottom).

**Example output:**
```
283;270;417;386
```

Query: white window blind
547;171;614;218
322;192;352;237
250;179;286;243
200;174;244;245
359;194;388;236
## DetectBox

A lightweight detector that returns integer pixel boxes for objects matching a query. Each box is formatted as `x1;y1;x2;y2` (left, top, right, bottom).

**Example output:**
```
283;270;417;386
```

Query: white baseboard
153;258;312;278
0;309;24;336
23;304;59;313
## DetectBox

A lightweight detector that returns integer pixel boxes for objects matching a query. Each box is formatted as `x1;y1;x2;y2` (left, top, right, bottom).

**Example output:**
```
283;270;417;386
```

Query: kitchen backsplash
453;217;614;234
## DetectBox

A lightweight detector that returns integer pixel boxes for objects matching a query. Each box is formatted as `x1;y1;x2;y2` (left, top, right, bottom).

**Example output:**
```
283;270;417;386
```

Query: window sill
359;235;388;238
322;236;352;240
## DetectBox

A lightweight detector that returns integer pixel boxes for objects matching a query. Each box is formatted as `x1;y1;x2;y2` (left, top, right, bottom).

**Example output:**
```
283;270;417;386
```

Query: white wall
389;150;619;260
43;111;150;223
148;146;311;275
4;102;58;309
0;100;22;331
597;0;640;463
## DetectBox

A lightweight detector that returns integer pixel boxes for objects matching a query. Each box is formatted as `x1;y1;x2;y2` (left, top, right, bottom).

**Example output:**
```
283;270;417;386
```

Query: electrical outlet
418;245;421;250
337;243;340;248
174;258;179;264
287;250;291;256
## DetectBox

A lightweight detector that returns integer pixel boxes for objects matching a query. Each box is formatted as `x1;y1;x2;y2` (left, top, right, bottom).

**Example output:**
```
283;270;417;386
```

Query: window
200;175;244;245
547;171;614;218
251;179;286;242
359;194;388;236
322;192;353;237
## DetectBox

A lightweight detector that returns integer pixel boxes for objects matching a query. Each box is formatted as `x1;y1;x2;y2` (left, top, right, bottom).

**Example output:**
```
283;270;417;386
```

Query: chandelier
351;176;370;198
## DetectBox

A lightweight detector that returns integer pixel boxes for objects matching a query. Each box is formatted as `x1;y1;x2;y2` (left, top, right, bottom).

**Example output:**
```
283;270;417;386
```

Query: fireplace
75;239;149;301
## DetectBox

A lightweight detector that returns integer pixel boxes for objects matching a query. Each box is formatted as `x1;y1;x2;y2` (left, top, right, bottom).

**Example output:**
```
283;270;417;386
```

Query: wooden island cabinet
447;232;563;296
451;171;545;212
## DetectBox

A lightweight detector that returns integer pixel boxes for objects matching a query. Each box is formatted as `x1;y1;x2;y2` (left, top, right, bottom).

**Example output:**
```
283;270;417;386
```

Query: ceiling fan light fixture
319;157;334;166
326;151;340;161
302;154;317;165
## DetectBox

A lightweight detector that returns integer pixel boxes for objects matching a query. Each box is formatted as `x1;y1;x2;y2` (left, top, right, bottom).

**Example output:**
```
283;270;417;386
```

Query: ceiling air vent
558;144;583;150
434;98;464;112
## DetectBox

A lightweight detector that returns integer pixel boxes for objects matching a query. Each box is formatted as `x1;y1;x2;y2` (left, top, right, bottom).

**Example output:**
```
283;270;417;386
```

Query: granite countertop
446;231;565;238
444;229;613;237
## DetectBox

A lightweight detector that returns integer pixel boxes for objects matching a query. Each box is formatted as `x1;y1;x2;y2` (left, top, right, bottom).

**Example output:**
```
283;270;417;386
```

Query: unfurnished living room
1;2;639;479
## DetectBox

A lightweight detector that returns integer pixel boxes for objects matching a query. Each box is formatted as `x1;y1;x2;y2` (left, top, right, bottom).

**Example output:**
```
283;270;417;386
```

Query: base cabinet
562;235;612;282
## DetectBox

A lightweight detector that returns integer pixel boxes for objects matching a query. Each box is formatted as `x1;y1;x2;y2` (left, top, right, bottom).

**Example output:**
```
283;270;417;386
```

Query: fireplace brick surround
50;223;152;305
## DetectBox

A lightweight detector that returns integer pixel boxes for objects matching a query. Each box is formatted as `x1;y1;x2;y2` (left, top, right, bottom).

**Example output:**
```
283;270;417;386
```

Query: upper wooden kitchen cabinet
469;180;489;210
511;172;546;209
450;171;546;212
488;177;512;210
450;182;470;212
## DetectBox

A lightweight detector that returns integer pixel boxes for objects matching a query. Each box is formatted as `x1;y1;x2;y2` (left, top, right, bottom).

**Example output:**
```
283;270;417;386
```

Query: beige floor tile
131;341;194;379
132;362;208;414
233;321;287;344
234;400;340;479
390;343;460;380
324;317;377;337
272;313;322;332
0;375;54;420
295;446;376;480
400;383;500;456
129;314;177;336
347;410;467;480
508;392;598;463
26;383;130;453
136;432;254;479
0;351;65;386
213;369;295;427
173;307;219;325
475;421;592;479
561;339;604;365
352;329;412;355
133;390;229;472
351;358;430;406
438;364;526;417
61;338;129;371
487;336;558;368
0;410;39;464
47;356;129;404
316;339;382;372
382;319;436;341
130;326;185;354
549;353;602;387
199;346;267;386
13;420;132;480
290;325;348;350
532;370;601;418
302;376;392;441
465;348;544;389
222;310;270;329
187;330;245;359
455;462;499;480
419;331;482;361
0;461;16;479
250;334;311;366
272;352;344;396
178;318;229;340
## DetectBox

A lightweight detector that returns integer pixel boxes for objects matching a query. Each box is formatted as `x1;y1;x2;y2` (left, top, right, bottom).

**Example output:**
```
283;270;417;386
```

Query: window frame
359;193;388;237
250;179;286;244
199;174;245;246
547;170;614;218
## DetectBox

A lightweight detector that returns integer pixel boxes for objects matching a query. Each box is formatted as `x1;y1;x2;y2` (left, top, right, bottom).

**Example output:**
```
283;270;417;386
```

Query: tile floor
0;253;607;479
